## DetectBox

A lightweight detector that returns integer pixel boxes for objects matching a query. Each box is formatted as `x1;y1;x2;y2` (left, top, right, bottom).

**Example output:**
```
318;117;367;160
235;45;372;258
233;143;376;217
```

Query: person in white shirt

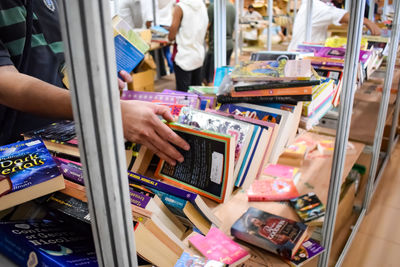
243;4;263;21
118;0;155;29
288;0;381;51
168;0;208;91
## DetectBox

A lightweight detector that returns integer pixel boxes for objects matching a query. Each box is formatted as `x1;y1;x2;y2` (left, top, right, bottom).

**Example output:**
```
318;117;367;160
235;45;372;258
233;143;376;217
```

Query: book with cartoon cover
289;192;325;223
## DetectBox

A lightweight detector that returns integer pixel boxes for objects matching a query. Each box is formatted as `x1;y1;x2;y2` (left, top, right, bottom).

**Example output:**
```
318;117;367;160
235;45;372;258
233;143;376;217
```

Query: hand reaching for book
120;100;190;166
118;70;132;90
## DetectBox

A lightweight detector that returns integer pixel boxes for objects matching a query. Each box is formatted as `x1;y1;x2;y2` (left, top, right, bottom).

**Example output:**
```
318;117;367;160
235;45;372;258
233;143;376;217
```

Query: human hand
118;70;132;90
120;100;190;166
367;22;381;36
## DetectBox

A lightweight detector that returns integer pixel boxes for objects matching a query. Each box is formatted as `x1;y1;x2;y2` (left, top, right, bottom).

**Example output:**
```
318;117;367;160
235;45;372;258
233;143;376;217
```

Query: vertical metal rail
234;0;240;65
215;0;227;68
345;0;350;11
368;0;375;22
113;0;119;14
293;0;297;24
383;0;389;21
305;0;313;42
267;0;273;50
58;1;137;267
388;78;400;156
318;1;366;267
152;0;157;25
363;0;400;211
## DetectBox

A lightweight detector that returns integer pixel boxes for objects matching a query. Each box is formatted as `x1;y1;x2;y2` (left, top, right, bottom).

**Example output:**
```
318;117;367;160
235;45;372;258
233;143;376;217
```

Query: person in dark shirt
0;0;189;166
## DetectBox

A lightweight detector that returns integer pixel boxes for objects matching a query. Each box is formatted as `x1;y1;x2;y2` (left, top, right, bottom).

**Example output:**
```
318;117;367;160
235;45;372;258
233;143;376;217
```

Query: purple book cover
296;44;324;54
127;171;198;202
162;90;216;109
218;104;283;124
129;187;151;208
315;47;372;64
121;91;199;108
288;239;325;266
53;157;84;185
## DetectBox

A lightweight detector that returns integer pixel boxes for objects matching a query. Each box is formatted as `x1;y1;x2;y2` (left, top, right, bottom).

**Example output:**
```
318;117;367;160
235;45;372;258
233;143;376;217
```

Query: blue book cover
114;34;144;75
0;138;61;196
0;220;98;267
213;66;233;87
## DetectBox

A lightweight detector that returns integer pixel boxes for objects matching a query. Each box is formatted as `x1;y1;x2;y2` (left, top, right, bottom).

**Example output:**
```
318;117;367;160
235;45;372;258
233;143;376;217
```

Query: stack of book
216;59;318;105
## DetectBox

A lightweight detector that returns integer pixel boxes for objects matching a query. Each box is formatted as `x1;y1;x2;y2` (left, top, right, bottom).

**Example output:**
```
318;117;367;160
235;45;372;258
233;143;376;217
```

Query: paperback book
231;207;308;259
247;179;299;201
155;122;235;203
0;220;98;266
189;227;250;266
286;239;325;266
121;90;199;108
175;252;226;267
0;138;64;211
289;192;325;223
233;79;320;92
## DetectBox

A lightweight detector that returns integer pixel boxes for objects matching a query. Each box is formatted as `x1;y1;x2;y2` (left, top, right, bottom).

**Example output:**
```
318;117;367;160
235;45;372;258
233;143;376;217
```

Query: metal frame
293;0;298;24
214;0;227;68
368;0;376;22
234;0;240;64
305;0;313;42
58;0;138;266
318;1;366;266
267;0;273;50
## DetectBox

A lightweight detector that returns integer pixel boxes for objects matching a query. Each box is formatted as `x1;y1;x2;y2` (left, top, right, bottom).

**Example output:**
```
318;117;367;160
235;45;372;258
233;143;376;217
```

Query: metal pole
305;0;313;42
318;1;366;267
234;0;240;65
383;0;389;21
267;0;273;50
368;0;375;22
239;0;244;55
345;0;350;11
113;0;119;14
152;0;157;25
58;1;138;266
363;0;400;211
215;0;227;68
293;0;297;22
388;79;400;155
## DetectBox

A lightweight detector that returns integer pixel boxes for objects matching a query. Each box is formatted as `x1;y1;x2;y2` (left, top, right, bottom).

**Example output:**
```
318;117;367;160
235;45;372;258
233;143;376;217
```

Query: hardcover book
177;107;254;182
289;192;325;223
231;207;308;259
154;123;235;203
175;252;226;267
0;220;98;266
0;138;64;211
247;178;299;201
286;239;325;266
189;227;250;266
127;171;221;228
230;60;312;82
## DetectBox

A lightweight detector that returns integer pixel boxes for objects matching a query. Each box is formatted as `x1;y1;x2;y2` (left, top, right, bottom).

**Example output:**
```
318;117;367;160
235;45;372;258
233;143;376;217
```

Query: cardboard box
128;69;155;92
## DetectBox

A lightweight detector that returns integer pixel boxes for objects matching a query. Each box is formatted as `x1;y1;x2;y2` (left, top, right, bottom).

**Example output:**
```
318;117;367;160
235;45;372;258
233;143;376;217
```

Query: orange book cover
231;86;312;98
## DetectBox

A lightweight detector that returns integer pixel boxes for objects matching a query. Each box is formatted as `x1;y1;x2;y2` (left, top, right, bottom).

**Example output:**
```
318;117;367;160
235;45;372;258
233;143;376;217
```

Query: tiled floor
342;143;400;267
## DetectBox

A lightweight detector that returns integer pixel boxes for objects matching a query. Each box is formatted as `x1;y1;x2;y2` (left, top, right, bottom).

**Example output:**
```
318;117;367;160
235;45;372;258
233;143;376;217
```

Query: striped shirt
0;0;64;145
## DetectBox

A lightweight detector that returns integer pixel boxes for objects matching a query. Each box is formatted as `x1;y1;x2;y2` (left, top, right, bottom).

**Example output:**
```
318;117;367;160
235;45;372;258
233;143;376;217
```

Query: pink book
189;227;250;266
262;164;299;179
120;91;199;108
247;178;300;201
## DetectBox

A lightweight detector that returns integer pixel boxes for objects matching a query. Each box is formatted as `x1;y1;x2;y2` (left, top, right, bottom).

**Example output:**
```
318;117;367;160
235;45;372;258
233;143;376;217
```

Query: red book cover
247;179;299;201
189;227;250;265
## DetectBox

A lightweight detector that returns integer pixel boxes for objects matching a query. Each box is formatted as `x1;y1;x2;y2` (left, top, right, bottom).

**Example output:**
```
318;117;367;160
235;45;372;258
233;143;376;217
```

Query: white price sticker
210;152;223;184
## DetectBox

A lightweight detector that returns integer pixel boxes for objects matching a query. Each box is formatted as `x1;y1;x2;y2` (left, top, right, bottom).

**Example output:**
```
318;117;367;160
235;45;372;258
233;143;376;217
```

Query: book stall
0;0;399;267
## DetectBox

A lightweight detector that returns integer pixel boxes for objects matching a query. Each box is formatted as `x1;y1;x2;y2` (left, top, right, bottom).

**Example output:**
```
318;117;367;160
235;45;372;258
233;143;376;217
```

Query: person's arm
0;65;189;166
339;12;381;35
168;5;183;41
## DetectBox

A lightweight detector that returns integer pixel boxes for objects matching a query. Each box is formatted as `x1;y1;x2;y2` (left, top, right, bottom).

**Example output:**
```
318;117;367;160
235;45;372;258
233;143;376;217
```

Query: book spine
234;81;320;92
58;163;84;185
231;87;312;98
217;95;311;104
120;91;198;108
129;188;151;208
127;171;198;202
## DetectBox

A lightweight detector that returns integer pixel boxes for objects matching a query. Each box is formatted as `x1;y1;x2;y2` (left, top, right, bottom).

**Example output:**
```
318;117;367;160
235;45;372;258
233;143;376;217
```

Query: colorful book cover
120;91;199;108
23;120;77;144
315;47;372;65
302;79;335;117
114;33;144;74
189;227;250;265
250;51;298;61
233;80;320;92
162;89;216;110
0;220;97;267
219;104;283;124
53;157;84;185
175;252;226;267
0;138;62;195
231;207;308;258
154;123;235;203
286;239;325;266
127;171;222;227
231;60;312;81
213;66;234;87
217;94;309;104
289;192;325;223
247;179;299;201
262;164;299;179
112;15;149;54
296;44;324;54
177;107;253;166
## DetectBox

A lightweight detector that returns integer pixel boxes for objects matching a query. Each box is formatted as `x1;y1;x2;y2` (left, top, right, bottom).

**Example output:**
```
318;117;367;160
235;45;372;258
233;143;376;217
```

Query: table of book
184;131;365;267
